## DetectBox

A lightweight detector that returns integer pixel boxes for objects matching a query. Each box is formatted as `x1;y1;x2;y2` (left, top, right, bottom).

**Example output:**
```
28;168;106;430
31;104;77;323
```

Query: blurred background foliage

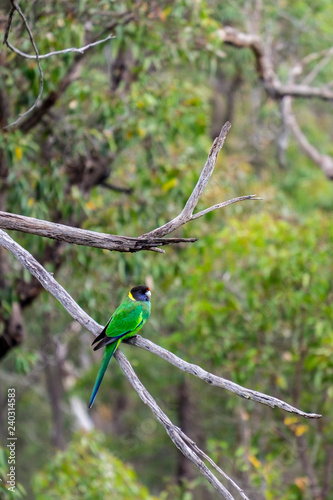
1;0;333;499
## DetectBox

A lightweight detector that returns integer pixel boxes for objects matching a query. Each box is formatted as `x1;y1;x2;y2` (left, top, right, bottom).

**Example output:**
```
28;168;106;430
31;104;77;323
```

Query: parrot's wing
91;315;113;348
92;301;144;351
92;320;143;351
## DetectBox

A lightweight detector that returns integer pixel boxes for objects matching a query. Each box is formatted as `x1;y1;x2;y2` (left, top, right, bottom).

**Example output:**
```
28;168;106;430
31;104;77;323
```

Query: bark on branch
0;211;196;253
127;336;321;420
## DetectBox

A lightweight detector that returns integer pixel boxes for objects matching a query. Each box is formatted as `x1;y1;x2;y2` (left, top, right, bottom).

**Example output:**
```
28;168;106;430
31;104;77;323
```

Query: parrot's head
129;285;151;302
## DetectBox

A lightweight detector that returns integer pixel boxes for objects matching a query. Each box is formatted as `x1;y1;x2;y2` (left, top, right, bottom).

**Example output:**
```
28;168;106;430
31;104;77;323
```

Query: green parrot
88;285;151;408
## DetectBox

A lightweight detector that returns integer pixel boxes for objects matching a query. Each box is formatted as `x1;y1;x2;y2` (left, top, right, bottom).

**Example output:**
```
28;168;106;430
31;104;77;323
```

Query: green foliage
31;432;160;499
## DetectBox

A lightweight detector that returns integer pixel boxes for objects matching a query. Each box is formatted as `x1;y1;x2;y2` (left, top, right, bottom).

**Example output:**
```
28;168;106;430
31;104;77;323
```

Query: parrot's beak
146;290;151;300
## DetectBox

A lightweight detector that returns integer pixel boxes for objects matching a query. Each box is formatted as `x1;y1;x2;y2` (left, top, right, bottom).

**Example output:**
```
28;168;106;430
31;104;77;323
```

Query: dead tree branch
280;60;333;179
3;0;44;129
3;5;133;132
5;34;115;60
0;124;260;251
283;96;333;179
142;123;260;238
115;350;245;500
217;26;333;101
127;336;321;419
0;211;196;253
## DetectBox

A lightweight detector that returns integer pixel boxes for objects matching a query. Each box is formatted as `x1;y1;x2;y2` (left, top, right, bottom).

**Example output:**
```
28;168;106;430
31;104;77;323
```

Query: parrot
88;285;151;408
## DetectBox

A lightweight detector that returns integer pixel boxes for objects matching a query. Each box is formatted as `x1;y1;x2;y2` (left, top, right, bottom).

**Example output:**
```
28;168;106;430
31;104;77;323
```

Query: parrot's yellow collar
128;292;135;301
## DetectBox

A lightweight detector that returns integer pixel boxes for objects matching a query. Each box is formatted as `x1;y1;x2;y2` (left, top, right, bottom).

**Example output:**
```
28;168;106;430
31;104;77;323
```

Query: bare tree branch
0;124;260;250
5;34;115;60
217;26;333;180
182;122;232;216
0;211;196;253
274;49;333;179
2;6;133;132
127;336;322;420
142;123;260;238
3;0;44;129
282;96;333;179
217;27;333;101
16;11;135;133
0;229;99;334
281;55;333;178
301;47;333;86
177;426;249;499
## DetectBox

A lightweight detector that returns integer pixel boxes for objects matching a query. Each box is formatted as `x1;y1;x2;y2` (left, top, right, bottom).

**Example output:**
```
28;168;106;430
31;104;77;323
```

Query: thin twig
142;123;260;239
5;34;115;60
301;47;333;86
127;336;322;419
4;0;44;129
3;4;15;45
190;195;262;221
283;96;333;179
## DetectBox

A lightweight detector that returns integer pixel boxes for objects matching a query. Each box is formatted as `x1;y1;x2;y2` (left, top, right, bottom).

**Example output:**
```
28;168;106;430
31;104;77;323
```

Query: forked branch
0;123;260;252
217;26;333;101
143;123;260;238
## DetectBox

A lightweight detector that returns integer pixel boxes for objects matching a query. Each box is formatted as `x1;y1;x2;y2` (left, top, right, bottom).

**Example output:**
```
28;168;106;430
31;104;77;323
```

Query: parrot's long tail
88;339;121;409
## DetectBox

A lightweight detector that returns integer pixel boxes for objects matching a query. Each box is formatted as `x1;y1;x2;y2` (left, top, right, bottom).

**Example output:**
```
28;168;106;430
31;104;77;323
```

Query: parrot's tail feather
88;340;120;409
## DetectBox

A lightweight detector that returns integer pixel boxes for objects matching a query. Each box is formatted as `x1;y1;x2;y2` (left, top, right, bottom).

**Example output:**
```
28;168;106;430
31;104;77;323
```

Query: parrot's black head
129;285;151;302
